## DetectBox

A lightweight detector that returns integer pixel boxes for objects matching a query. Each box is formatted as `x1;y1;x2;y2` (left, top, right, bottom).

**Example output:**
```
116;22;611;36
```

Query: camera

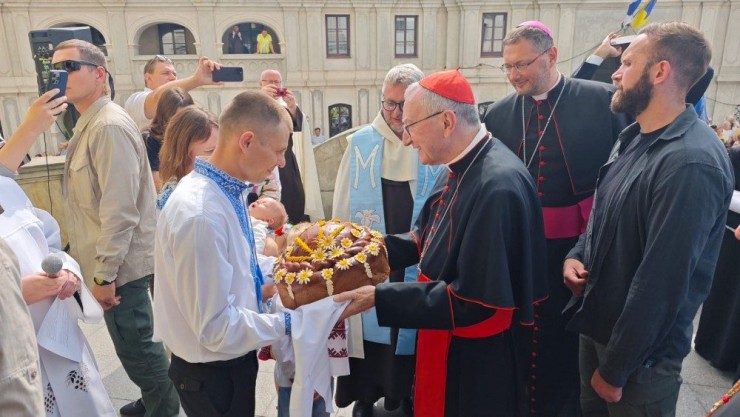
276;88;288;97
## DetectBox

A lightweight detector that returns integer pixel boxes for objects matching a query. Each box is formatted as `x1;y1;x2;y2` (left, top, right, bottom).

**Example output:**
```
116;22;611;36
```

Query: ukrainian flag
622;0;643;28
622;0;658;30
632;0;658;29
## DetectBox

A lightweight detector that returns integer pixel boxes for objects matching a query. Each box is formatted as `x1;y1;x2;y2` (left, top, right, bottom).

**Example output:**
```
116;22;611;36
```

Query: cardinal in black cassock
338;69;549;417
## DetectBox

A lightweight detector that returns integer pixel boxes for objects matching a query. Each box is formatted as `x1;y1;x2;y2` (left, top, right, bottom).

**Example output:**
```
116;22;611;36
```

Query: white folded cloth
274;296;350;417
729;190;740;215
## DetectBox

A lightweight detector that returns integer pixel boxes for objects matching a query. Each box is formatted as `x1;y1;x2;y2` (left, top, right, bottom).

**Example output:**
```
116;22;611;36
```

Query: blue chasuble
348;126;444;354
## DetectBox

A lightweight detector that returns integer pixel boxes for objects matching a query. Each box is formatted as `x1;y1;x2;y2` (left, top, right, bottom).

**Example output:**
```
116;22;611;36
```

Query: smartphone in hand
610;35;637;47
46;70;67;101
212;66;244;82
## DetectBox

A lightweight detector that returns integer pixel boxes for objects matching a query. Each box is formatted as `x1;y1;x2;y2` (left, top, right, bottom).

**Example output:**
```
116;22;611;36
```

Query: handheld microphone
41;254;63;278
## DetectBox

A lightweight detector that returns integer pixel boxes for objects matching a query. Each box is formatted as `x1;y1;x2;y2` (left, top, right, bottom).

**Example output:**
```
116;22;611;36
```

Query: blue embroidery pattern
156;179;177;210
194;159;265;312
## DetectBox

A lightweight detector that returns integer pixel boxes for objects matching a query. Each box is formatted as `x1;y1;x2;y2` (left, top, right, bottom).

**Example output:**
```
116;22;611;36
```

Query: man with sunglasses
483;21;629;417
51;40;179;417
332;64;439;417
124;54;220;131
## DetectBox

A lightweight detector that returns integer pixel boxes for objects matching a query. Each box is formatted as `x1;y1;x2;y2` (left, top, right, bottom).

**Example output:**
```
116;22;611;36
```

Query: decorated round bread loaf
274;220;390;309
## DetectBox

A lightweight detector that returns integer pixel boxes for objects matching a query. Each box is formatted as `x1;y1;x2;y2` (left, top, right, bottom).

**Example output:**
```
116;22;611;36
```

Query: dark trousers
104;276;180;417
579;335;682;417
169;352;258;417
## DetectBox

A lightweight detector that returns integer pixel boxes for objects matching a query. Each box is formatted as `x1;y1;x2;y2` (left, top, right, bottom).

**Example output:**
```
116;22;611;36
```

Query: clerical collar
531;73;563;101
445;125;488;168
193;158;248;199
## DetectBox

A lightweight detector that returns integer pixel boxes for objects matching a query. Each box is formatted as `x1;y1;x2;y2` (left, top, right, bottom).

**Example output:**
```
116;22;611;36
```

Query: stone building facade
1;0;738;155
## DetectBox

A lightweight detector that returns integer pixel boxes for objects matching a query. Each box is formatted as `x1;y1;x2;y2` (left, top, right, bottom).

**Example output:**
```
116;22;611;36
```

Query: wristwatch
93;276;114;286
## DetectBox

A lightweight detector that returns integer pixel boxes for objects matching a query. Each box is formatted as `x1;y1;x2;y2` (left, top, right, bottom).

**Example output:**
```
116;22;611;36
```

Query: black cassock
695;147;740;380
484;76;628;417
279;107;308;224
376;137;548;417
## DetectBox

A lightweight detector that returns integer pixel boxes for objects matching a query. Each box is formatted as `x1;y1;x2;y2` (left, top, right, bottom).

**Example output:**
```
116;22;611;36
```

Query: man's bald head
260;69;283;87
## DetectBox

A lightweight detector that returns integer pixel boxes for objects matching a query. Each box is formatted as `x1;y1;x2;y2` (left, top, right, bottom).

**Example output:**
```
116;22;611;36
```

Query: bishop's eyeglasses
499;48;551;74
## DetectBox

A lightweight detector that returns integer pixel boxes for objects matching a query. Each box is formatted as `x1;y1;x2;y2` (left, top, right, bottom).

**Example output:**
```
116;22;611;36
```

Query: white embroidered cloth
275;296;350;416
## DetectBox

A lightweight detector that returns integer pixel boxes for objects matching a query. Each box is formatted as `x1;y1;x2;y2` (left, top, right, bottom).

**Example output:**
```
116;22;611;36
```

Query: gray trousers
579;335;682;417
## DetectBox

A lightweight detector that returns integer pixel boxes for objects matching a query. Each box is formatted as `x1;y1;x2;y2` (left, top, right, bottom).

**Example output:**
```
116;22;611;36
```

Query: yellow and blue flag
622;0;658;30
632;0;658;29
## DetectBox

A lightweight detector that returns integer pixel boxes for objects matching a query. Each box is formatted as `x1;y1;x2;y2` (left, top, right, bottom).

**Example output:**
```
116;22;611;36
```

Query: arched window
222;23;280;55
329;104;352;137
138;23;196;55
159;24;190;55
56;23;107;55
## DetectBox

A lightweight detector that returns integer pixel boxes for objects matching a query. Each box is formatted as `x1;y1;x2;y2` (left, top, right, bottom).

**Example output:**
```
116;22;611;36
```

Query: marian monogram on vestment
352;144;380;190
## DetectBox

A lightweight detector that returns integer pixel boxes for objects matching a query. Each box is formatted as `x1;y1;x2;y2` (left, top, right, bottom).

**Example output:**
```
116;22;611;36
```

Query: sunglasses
144;55;173;73
152;54;173;63
51;60;100;72
50;59;117;100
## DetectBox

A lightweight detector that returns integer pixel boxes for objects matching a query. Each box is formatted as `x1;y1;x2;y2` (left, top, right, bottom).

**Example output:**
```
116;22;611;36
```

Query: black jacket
567;106;734;386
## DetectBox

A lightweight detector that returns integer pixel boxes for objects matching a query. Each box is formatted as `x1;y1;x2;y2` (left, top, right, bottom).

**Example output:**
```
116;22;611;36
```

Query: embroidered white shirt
153;169;287;363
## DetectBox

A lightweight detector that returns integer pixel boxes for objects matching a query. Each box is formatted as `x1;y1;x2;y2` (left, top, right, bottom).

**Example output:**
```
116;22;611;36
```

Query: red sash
541;195;593;239
414;273;513;417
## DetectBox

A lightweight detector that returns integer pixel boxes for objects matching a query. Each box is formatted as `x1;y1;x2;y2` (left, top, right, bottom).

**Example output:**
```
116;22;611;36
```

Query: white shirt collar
445;125;488;167
531;73;563;101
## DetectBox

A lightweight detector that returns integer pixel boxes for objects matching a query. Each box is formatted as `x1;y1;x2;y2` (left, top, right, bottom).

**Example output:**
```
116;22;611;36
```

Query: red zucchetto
418;69;476;104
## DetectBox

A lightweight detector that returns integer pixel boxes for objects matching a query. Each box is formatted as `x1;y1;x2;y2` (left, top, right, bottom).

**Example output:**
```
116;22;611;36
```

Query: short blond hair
55;39;110;95
219;91;290;143
144;55;173;75
55;39;107;68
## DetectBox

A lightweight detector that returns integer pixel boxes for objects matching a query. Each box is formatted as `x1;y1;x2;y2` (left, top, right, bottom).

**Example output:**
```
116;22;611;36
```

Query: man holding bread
153;91;293;416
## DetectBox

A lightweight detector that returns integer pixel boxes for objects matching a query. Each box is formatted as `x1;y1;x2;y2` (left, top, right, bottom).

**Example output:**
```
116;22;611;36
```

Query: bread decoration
274;220;390;309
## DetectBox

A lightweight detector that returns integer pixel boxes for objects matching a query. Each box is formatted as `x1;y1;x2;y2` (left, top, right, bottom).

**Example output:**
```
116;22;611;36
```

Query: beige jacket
63;97;156;287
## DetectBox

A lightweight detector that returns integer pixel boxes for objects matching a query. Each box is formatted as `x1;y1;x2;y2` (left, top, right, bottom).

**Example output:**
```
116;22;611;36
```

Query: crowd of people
712;114;740;148
1;19;739;417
